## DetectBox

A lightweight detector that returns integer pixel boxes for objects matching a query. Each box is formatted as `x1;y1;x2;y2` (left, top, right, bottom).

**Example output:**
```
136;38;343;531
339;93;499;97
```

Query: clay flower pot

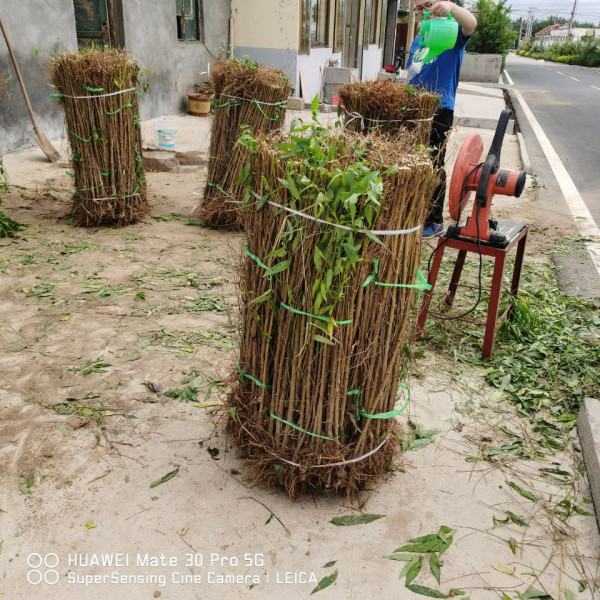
186;92;212;117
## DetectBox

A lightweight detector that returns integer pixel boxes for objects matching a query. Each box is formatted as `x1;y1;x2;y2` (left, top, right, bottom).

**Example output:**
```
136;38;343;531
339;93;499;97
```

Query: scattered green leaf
310;570;338;595
330;514;385;526
150;466;179;488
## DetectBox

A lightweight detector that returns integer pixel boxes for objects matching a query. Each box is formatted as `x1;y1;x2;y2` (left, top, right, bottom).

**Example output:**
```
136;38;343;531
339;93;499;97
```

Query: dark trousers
427;108;454;225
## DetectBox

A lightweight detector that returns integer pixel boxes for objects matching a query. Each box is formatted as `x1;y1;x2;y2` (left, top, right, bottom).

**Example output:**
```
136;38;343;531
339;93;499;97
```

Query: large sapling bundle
199;58;292;230
229;121;437;496
339;79;439;145
0;81;24;238
0;160;24;238
50;49;147;227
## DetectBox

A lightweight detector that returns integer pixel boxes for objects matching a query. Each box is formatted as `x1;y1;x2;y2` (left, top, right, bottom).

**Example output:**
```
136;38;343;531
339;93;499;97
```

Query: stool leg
415;240;446;341
482;252;507;359
510;230;527;296
445;249;467;309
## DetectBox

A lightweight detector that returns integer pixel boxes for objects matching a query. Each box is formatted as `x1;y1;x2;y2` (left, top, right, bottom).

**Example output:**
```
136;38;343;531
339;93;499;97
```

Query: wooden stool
415;221;528;358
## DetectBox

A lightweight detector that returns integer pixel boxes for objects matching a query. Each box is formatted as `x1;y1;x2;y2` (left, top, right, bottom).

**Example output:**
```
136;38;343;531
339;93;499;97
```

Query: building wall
231;0;298;91
0;0;78;153
122;0;230;119
232;0;298;50
297;48;342;101
361;44;383;81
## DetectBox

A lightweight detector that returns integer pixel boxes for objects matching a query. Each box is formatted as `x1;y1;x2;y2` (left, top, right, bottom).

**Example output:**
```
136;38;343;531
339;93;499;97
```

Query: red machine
416;110;529;358
446;109;527;247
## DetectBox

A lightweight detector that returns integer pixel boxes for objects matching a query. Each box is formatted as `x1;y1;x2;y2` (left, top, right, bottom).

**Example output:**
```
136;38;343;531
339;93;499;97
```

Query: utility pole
568;0;578;38
524;8;534;42
518;17;525;47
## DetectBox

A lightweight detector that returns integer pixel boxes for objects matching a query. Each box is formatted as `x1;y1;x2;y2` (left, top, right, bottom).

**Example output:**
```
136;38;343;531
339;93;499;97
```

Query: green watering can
419;11;459;64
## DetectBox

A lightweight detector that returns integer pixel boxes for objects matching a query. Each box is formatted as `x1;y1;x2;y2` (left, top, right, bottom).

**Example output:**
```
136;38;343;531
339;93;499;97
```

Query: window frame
310;0;331;47
175;0;204;43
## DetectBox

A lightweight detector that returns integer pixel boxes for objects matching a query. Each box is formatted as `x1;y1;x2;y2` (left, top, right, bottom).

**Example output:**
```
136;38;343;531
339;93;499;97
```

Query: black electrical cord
424;162;485;321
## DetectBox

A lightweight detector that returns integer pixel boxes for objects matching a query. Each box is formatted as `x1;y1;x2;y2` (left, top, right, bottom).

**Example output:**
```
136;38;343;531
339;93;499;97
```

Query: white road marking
570;77;580;82
592;85;600;92
511;88;600;275
503;69;514;86
556;71;564;75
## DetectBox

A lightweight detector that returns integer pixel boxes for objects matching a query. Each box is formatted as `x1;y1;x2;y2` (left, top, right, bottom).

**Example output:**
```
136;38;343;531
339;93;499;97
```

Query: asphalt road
505;54;600;226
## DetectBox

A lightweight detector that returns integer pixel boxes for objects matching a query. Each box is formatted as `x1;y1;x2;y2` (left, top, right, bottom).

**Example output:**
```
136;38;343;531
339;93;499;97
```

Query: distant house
535;24;600;48
551;26;600;44
534;24;562;48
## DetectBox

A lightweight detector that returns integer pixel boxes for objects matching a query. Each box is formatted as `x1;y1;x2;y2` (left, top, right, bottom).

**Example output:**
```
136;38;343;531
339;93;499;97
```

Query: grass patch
421;259;599;436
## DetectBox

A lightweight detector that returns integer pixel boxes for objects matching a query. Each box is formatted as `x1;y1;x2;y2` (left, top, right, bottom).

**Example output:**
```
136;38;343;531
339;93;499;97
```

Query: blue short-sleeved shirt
406;25;471;111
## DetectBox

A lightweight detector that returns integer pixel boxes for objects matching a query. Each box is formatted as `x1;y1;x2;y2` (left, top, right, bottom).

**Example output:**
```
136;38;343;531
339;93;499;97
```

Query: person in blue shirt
406;1;477;238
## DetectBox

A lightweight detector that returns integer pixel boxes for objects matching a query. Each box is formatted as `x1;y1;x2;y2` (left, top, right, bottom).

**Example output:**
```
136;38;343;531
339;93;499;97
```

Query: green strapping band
212;100;242;108
237;364;272;390
206;181;234;199
362;260;431;291
280;302;353;326
244;244;270;270
85;86;104;92
111;185;140;199
106;103;133;115
77;182;104;192
251;99;281;121
68;129;91;143
359;383;411;420
269;412;339;441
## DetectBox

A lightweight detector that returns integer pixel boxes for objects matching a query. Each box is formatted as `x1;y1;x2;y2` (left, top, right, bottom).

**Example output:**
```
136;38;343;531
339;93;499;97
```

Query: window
311;0;330;46
175;0;203;42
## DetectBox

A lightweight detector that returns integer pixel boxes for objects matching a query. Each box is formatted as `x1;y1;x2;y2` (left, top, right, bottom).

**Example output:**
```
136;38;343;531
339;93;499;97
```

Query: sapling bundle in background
50;49;147;227
0;78;24;238
339;79;439;145
199;58;292;230
228;118;437;497
0;159;24;238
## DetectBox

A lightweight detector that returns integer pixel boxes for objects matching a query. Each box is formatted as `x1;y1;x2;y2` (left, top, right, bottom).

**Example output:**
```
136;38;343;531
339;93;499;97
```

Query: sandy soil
0;112;597;600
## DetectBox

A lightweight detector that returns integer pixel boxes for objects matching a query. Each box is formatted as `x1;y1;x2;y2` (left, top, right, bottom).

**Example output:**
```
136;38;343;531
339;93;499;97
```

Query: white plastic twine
237;420;391;469
51;87;137;100
249;191;421;237
341;105;434;129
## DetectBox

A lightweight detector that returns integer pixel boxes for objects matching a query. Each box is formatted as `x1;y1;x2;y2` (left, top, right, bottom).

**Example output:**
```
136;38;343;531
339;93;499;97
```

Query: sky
466;1;600;24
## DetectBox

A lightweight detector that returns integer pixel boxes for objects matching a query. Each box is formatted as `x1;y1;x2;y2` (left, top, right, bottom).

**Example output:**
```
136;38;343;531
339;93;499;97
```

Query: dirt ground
0;112;598;600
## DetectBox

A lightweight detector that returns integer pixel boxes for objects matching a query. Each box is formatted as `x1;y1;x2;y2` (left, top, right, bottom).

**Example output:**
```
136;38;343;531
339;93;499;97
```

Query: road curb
516;132;531;173
577;398;600;533
503;89;531;173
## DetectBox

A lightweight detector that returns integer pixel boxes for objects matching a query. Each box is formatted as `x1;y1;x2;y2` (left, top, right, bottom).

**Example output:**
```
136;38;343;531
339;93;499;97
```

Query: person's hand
428;1;453;18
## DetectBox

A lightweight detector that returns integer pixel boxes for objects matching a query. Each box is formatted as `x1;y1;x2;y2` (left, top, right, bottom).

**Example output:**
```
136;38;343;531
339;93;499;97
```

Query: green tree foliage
468;0;517;55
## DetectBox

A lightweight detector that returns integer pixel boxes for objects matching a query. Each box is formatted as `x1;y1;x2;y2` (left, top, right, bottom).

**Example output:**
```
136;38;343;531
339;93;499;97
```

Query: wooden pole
406;0;415;67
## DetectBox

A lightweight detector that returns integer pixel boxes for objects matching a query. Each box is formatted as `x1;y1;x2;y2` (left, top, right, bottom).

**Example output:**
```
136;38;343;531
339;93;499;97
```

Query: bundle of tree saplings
50;48;147;227
339;79;439;145
0;86;24;238
199;58;292;230
228;119;438;497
